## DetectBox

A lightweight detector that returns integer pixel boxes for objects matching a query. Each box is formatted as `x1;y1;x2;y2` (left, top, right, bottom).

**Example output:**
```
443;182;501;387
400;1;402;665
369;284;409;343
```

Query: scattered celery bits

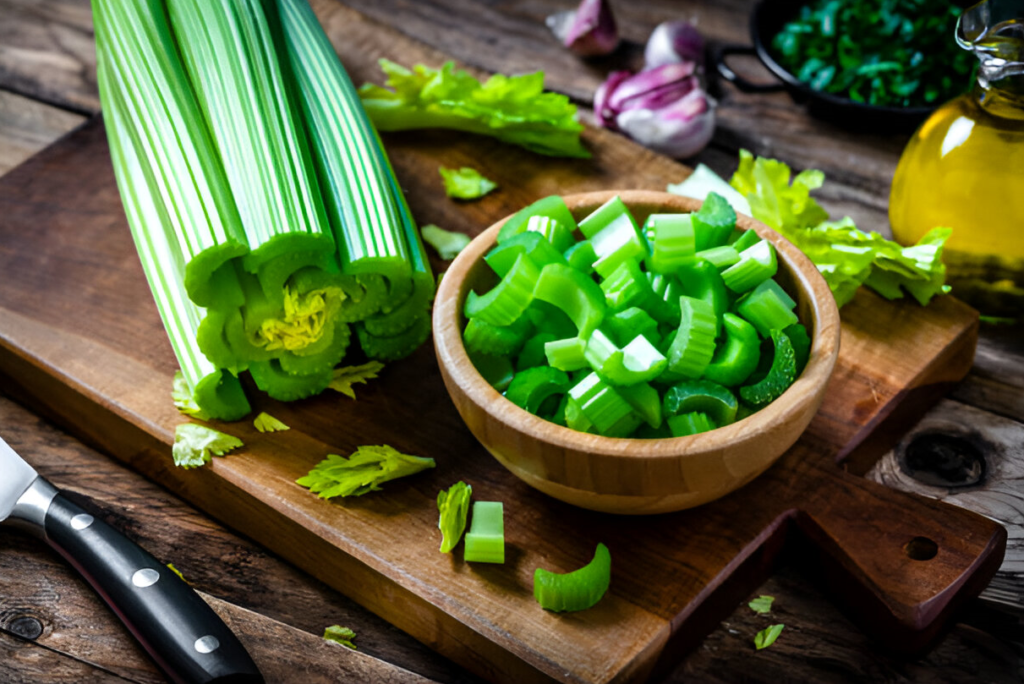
437;481;473;553
297;445;435;499
748;595;774;614
253;412;290;433
171;371;209;420
323;625;357;650
464;501;504;563
439;166;497;200
172;424;243;469
534;543;611;613
422;225;472;260
754;624;785;650
328;361;385;399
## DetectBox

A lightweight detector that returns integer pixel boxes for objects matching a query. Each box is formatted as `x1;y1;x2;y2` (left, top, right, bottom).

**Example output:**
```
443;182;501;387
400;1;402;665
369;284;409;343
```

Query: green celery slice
678;259;729;336
722;240;778;293
517;332;557;371
740;330;797;407
696;245;741;269
463;314;534;357
693;192;738;251
647;273;684;324
533;264;607;337
464;501;505;563
704;313;761;387
604;308;660;348
357;315;432;362
465;253;539;326
600;259;655;312
421;225;471;260
735;279;799;337
545;337;589;371
645;214;696;274
505;367;571;414
249;360;332;401
439;166;497;200
586;204;647;278
362;268;434;336
497;196;578;243
527;216;575;253
485;232;567;278
578;196;631;238
467;350;515;391
665;297;718;380
526;301;578;339
564;240;598;274
437;481;472;553
564;396;595;433
584;330;667;386
618;382;663;429
277;320;351;375
783;323;811;375
662;380;739;426
731;228;761;252
667;412;716;437
568;373;642;437
534;543;611;613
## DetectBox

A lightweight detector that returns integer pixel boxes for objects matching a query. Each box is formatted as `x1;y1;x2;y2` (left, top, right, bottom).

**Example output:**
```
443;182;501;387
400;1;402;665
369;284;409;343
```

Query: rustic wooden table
1;1;1022;682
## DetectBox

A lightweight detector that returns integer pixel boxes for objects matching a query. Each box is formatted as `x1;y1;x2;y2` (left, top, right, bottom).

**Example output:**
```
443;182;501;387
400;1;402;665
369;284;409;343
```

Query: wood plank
0;632;138;684
0;90;84;176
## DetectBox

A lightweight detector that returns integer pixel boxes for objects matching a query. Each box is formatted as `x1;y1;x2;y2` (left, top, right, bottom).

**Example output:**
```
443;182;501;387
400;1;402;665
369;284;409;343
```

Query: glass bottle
889;0;1024;319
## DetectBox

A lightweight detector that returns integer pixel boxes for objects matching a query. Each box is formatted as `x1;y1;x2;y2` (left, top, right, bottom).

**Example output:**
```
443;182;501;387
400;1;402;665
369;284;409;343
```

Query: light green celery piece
323;625;357;649
253;412;290;433
172;423;244;469
618;382;662;429
328;360;385;399
667;412;716;437
297;445;436;499
97;44;250;422
465;254;539;326
464;501;505;563
437;481;473;553
668;164;752;217
721;240;778;293
439;166;498;199
665;297;718;380
534;543;611;613
568;373;641;437
697;245;741;269
526;216;574;253
645;214;696;274
421;225;471;260
358;60;589;158
545;337;589;371
167;0;335;292
533;264;607;337
92;0;247;310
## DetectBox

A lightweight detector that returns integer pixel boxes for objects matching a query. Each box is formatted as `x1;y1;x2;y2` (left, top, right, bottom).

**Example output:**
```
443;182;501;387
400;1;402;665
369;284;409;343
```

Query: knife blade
0;434;264;684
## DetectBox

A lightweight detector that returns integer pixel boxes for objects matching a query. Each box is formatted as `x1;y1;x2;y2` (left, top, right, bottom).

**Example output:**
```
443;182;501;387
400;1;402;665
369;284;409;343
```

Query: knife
0;434;264;684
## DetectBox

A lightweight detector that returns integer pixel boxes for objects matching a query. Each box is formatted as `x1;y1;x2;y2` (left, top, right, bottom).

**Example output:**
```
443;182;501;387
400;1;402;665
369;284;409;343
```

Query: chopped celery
438;166;497;200
783;323;811;375
527;216;574;253
678;259;729;336
505;367;571;414
527;301;578;338
534;543;611;613
731;228;762;252
254;412;290;433
662;380;739;426
485;231;567;277
692;192;737;251
645;214;696;274
587;206;647;278
437;481;472;553
735;279;799;337
564;240;598;274
584;331;667;386
722;240;778;293
468;350;515;391
618;382;663;429
249;360;331;401
297;445;435;499
647;272;684;324
568;373;641;437
605;308;660;348
545;337;589;371
696;245;740;270
601;259;655;312
667;412;716;437
497;195;578;243
703;314;761;387
564;396;596;433
533;264;607;337
517;332;558;370
464;501;504;563
668;165;752;217
356;314;431;361
740;330;797;407
464;315;533;356
465;253;539;326
665;297;718;380
421;225;471;260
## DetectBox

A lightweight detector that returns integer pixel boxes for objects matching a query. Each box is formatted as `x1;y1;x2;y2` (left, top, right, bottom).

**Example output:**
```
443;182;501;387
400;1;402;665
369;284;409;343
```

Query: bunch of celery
94;0;433;419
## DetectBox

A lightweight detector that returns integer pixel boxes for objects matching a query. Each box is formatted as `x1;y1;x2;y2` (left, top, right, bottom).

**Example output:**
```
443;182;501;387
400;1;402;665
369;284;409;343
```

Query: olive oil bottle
889;0;1024;318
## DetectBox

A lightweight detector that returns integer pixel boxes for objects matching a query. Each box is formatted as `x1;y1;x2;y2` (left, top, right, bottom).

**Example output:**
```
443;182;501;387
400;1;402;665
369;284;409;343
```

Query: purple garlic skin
547;0;619;58
644;20;705;69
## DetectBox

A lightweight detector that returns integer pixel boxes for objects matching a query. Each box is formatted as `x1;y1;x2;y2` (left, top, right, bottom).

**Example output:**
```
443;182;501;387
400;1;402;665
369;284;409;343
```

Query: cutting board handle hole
904;536;939;561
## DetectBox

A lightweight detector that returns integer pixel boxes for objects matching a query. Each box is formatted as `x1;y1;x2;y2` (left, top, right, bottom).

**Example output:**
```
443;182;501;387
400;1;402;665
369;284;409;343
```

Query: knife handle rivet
195;635;220;654
70;514;94;530
132;568;160;588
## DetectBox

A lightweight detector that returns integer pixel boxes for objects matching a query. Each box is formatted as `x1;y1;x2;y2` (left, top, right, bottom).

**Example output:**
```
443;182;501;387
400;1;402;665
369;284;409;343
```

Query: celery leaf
328;361;385;399
171;371;210;420
748;595;774;614
437;481;473;553
172;423;243;469
754;624;785;650
253;412;290;433
422;224;471;260
439;166;497;200
323;625;357;650
297;445;435;499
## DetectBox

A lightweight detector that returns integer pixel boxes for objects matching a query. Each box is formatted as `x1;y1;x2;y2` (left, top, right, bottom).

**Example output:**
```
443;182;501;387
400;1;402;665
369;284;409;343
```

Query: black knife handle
42;490;263;684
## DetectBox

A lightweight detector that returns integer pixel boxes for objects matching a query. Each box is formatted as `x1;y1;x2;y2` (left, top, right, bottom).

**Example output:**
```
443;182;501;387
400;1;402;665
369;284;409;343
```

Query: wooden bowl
433;191;840;514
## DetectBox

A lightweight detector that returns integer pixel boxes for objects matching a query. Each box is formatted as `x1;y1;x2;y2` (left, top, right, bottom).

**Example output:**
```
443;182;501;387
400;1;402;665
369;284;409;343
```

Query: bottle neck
974;78;1024;121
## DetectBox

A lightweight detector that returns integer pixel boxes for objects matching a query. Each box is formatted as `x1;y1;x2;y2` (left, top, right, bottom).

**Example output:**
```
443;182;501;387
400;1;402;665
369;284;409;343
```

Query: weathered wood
0;632;138;684
0;90;84;176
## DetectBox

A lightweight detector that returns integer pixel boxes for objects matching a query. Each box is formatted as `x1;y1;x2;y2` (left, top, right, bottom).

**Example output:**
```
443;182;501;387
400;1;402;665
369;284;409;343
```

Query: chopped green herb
439;166;497;200
328;361;385;399
253;412;290;433
437;481;473;553
323;625;357;650
754;623;785;650
748;595;774;614
297;446;435;499
172;423;243;469
422;225;471;260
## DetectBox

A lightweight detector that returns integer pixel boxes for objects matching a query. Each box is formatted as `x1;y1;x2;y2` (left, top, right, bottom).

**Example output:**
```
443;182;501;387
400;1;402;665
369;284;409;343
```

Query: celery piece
588;208;647;278
328;361;385;399
564;240;598;274
437;481;472;553
678;259;729;336
667;164;753;217
465;253;539;326
249;360;332;401
297;445;435;499
569;373;642;437
254;412;290;433
647;272;684;324
667;412;716;437
526;300;578;339
704;314;761;387
439;166;497;200
740;330;797;407
784;323;811;375
497;196;578;243
355;315;432;362
422;225;471;260
534;543;611;613
468;350;515;391
362;271;434;336
464;315;533;356
693;192;738;251
172;424;244;469
533;264;607;338
578;196;631;238
564;396;596;433
505;367;571;414
663;380;739;426
601;259;654;311
604;308;660;348
545;337;590;372
722;240;778;293
517;333;557;371
464;501;505;563
323;625;357;650
731;228;761;252
635;422;672;439
645;214;696;274
584;331;667;386
665;297;718;380
277;320;352;375
735;279;799;337
485;232;567;278
618;382;663;429
696;245;741;270
527;215;575;253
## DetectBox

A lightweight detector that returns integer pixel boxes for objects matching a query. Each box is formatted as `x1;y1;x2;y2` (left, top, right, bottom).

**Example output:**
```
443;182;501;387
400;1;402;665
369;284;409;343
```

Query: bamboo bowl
433;191;840;514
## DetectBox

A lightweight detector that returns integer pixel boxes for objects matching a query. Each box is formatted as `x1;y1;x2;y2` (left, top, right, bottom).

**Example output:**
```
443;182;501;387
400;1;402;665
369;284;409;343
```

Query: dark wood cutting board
0;3;1007;682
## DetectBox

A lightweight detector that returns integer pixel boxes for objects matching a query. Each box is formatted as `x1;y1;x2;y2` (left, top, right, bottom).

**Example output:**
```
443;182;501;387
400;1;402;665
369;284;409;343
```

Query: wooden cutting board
0;4;1007;680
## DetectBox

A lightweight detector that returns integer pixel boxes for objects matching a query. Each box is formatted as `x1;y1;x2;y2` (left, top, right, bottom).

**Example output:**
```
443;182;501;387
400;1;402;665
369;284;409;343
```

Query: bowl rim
433;190;840;461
